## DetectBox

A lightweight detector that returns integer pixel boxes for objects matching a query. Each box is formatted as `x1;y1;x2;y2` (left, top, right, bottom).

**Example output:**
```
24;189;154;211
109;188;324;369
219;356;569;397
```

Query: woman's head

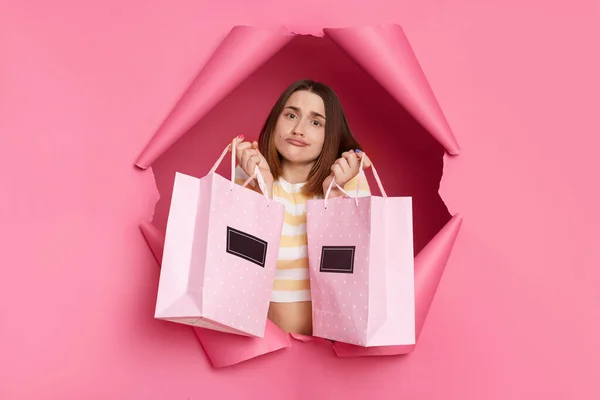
258;79;362;196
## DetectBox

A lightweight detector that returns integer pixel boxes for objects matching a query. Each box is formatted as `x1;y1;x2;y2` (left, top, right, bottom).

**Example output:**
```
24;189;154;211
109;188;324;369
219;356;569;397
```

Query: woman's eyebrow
284;106;326;120
284;106;301;113
310;111;326;120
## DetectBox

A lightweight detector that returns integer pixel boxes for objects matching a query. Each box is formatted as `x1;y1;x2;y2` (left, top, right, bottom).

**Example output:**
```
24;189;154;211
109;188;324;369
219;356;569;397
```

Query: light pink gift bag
306;155;415;347
154;141;285;338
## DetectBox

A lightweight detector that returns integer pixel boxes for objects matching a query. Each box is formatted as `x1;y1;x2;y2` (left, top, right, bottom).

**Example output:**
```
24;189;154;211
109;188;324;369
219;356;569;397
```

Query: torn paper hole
137;24;462;366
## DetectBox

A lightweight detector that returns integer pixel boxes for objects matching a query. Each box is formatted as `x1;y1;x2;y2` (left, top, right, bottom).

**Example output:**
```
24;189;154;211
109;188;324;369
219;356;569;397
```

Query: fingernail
237;135;244;139
355;149;361;153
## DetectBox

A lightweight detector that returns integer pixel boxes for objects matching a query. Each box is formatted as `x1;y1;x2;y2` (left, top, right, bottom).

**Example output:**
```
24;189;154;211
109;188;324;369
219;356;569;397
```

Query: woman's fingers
239;146;249;165
236;142;252;163
233;136;246;151
352;150;371;168
330;149;364;187
248;155;261;171
241;149;263;176
232;138;271;178
331;163;344;179
342;150;359;170
236;143;252;153
335;157;351;174
240;148;256;172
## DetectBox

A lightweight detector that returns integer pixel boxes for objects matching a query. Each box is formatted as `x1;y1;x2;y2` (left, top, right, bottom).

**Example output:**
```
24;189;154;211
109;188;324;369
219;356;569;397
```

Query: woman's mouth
286;138;308;147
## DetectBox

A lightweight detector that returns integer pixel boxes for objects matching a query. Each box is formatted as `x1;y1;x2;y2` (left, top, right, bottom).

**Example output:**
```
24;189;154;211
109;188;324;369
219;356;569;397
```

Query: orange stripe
343;175;370;192
283;211;306;226
272;279;311;291
279;234;308;247
273;186;309;204
277;258;309;270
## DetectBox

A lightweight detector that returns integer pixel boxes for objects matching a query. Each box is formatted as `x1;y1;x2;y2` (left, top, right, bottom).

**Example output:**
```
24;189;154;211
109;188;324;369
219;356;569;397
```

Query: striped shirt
235;166;371;303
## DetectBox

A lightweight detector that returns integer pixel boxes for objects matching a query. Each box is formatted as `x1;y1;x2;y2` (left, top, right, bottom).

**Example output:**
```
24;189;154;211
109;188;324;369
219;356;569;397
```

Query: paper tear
138;22;463;365
195;320;292;368
139;212;463;362
324;24;460;156
139;220;164;264
144;166;161;220
134;26;294;169
332;214;463;357
138;164;162;264
439;151;461;217
134;23;460;169
139;220;293;367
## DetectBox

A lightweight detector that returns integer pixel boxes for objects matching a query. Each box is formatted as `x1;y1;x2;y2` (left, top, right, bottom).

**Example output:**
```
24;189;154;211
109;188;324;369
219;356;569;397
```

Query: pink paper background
1;1;599;399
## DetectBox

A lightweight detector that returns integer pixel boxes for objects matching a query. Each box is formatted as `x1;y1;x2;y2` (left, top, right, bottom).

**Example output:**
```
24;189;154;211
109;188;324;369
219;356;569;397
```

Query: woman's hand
233;135;273;195
322;149;363;197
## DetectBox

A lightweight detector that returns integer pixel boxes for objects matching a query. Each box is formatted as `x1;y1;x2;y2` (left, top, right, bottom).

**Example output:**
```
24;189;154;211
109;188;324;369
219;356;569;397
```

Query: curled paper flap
141;213;462;361
135;24;459;169
142;221;291;366
289;333;334;348
135;26;294;169
141;213;463;361
411;213;463;336
194;320;291;368
324;24;461;155
139;221;164;264
289;333;316;342
333;214;463;357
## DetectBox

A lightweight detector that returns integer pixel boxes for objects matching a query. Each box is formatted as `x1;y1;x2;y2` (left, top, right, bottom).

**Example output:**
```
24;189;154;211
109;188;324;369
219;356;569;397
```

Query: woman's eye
286;113;297;119
311;120;322;127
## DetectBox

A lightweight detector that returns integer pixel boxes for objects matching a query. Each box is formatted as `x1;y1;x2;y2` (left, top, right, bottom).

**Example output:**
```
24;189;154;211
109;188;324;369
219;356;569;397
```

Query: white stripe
281;222;306;235
270;289;312;303
275;268;309;280
275;179;304;194
277;245;307;260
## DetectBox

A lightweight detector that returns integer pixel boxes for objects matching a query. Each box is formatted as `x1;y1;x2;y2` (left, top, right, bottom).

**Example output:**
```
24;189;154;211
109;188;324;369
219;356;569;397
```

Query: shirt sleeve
343;169;371;198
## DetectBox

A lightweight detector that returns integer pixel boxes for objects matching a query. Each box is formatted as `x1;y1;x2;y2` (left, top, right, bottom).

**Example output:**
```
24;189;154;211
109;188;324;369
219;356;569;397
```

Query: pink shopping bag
305;155;415;347
154;140;285;338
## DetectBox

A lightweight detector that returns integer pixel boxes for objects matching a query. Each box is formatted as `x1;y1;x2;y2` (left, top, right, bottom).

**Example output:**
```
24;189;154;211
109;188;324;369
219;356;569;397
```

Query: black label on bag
319;246;356;274
226;226;268;267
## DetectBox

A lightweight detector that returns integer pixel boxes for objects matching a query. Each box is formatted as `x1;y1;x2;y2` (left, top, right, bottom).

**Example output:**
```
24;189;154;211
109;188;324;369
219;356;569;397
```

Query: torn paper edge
134;23;460;169
137;23;464;363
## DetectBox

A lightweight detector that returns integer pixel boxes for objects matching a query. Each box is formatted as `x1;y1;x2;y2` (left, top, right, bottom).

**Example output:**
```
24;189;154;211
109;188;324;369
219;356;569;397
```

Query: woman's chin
279;149;318;166
283;157;317;167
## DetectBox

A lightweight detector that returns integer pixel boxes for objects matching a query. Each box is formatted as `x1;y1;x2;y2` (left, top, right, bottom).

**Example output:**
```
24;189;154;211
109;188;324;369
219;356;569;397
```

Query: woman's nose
292;121;305;136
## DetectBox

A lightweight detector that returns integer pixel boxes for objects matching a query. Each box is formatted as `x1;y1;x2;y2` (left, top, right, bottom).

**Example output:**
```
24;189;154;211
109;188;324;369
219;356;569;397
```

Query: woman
234;79;370;335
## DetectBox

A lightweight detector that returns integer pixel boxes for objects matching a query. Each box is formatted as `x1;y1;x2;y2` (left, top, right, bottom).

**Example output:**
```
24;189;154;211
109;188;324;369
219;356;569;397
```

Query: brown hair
258;79;363;197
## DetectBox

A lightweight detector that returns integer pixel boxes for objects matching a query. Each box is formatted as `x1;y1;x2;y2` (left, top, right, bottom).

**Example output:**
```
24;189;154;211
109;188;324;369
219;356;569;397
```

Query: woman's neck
280;159;314;184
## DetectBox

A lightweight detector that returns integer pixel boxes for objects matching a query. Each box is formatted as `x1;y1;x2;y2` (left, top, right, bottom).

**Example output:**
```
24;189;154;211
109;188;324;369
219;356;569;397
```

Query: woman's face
273;90;326;165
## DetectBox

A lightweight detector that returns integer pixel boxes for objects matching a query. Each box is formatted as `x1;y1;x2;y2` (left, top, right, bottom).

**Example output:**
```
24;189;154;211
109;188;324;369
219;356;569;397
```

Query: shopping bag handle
324;179;355;208
356;153;387;198
323;153;387;208
208;139;271;202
